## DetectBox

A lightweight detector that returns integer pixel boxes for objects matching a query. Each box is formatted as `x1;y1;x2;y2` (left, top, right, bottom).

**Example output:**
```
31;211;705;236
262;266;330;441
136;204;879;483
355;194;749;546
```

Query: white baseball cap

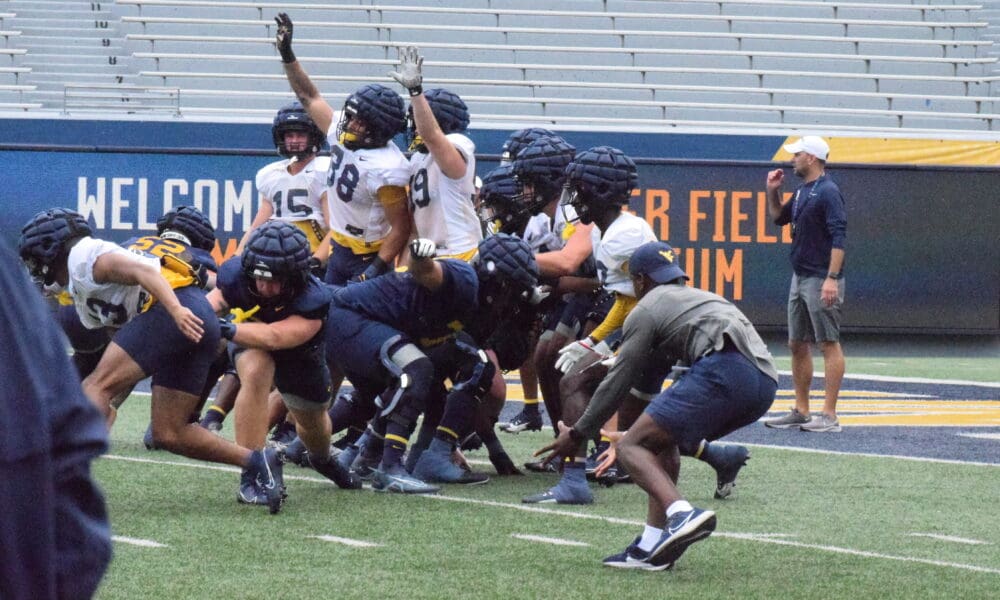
783;136;829;161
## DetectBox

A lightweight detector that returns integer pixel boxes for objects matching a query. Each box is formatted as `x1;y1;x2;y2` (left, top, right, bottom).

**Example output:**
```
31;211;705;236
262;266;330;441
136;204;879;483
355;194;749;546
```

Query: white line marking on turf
740;443;1000;468
909;533;990;545
112;535;167;548
102;454;1000;575
958;433;1000;442
511;534;590;547
308;535;380;548
776;371;1000;388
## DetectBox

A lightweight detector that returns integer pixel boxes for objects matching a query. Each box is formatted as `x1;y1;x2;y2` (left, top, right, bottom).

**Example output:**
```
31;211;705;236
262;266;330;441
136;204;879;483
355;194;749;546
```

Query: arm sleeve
588;293;637;343
573;304;657;438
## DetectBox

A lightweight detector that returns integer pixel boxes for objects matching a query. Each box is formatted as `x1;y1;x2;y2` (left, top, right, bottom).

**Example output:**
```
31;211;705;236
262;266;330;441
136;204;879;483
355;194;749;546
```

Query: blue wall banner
3;147;996;334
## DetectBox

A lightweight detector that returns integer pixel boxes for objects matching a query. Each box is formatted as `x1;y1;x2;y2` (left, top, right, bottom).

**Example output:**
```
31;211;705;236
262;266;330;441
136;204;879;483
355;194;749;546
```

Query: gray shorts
788;273;844;343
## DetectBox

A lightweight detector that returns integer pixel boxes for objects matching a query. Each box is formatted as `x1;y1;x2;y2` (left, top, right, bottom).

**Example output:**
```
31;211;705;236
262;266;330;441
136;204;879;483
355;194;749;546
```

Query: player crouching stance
18;208;283;513
206;221;361;506
538;241;778;570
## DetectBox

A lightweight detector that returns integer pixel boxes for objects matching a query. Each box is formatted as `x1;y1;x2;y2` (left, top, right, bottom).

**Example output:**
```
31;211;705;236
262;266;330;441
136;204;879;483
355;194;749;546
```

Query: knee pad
451;337;497;402
376;336;434;429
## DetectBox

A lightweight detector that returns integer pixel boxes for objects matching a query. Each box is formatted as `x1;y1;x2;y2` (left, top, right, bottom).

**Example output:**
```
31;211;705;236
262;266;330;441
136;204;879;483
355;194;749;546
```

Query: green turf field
96;387;1000;600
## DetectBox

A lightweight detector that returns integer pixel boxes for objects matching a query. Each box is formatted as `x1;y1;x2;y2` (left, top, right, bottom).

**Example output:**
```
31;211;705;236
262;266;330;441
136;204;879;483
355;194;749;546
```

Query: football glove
409;238;437;259
525;285;552;306
274;13;296;63
389;45;424;96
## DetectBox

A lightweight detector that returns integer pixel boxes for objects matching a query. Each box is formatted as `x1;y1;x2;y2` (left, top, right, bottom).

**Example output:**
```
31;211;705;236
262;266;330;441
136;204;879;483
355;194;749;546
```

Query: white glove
388;46;424;94
525;285;552;305
599;354;617;369
555;337;596;374
409;238;437;259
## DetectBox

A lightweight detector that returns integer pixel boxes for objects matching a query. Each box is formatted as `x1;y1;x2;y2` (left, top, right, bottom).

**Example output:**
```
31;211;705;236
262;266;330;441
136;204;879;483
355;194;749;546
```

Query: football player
240;101;329;261
206;221;361;506
324;234;541;491
276;13;411;285
391;46;482;260
18;208;283;513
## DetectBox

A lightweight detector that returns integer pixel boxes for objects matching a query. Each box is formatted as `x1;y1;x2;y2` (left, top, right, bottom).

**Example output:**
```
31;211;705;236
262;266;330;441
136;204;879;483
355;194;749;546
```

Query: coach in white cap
763;136;847;433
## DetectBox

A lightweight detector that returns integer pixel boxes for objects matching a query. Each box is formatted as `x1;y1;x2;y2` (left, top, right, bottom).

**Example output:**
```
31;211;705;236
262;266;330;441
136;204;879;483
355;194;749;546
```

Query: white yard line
112;535;167;548
741;443;1000;468
308;535;380;548
958;433;1000;442
776;371;1000;389
511;533;589;547
101;453;1000;575
908;533;991;545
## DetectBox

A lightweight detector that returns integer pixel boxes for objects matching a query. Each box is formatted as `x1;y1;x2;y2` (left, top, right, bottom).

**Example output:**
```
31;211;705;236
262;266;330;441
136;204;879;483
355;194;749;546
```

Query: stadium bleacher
0;0;996;132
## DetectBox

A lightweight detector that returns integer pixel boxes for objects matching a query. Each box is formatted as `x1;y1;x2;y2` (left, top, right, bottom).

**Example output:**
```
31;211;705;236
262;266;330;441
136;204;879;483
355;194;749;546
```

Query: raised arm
407;238;445;291
276;13;334;134
389;46;467;179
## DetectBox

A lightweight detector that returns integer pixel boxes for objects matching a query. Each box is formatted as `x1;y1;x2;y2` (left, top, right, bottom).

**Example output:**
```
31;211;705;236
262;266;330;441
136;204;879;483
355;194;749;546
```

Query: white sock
666;500;694;518
638;524;662;552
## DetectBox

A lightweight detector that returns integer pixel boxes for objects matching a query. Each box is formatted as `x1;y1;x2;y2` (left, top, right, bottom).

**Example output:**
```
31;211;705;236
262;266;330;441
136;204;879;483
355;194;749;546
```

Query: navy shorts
113;285;221;396
644;346;777;452
326;303;408;400
325;241;378;286
273;344;331;407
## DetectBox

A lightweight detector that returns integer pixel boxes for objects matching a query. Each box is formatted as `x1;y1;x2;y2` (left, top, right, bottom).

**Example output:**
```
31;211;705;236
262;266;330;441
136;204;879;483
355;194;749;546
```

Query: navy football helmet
500;127;555;164
157;205;216;252
511;135;576;214
272;101;325;159
561;146;638;225
241;221;312;301
18;208;92;286
475;233;538;310
407;88;469;151
336;84;406;150
477;164;529;236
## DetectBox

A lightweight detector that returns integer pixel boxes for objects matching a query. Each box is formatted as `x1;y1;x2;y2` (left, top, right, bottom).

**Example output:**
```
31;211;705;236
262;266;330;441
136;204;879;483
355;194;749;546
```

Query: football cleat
602;536;673;571
648;508;716;566
269;421;298;447
372;465;441;494
412;449;490;485
312;454;363;490
713;444;750;499
523;458;559;474
521;479;593;505
244;448;284;514
498;409;543;434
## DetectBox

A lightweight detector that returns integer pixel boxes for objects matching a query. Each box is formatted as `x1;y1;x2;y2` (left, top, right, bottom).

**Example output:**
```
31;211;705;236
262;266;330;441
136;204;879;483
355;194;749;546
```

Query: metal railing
62;84;181;115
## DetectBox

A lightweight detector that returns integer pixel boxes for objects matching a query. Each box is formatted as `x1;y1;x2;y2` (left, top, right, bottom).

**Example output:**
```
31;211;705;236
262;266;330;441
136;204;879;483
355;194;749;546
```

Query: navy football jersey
331;259;479;342
216;257;332;324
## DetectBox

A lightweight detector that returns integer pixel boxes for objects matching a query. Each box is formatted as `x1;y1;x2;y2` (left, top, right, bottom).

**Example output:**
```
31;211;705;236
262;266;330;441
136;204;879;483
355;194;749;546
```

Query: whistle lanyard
792;176;824;235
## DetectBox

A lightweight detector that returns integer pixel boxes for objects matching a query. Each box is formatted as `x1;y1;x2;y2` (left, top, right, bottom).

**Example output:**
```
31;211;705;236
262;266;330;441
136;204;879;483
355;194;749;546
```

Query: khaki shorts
788;273;844;343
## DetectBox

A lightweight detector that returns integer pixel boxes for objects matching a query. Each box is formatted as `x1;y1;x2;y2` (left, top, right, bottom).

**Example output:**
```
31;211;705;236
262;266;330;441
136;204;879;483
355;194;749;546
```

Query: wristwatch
827;271;842;280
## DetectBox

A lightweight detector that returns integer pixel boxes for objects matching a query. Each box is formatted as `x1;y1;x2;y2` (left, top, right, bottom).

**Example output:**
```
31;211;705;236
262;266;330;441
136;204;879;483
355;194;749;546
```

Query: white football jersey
255;155;329;224
408;133;482;257
67;237;159;329
591;211;657;297
324;121;410;247
522;203;578;253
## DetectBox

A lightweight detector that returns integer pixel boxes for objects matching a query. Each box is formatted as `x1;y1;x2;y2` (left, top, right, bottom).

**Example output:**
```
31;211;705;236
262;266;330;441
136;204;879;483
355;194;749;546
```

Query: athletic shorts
788;273;844;343
326;302;409;400
644;344;777;453
113;285;221;396
325;241;379;286
229;341;331;410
